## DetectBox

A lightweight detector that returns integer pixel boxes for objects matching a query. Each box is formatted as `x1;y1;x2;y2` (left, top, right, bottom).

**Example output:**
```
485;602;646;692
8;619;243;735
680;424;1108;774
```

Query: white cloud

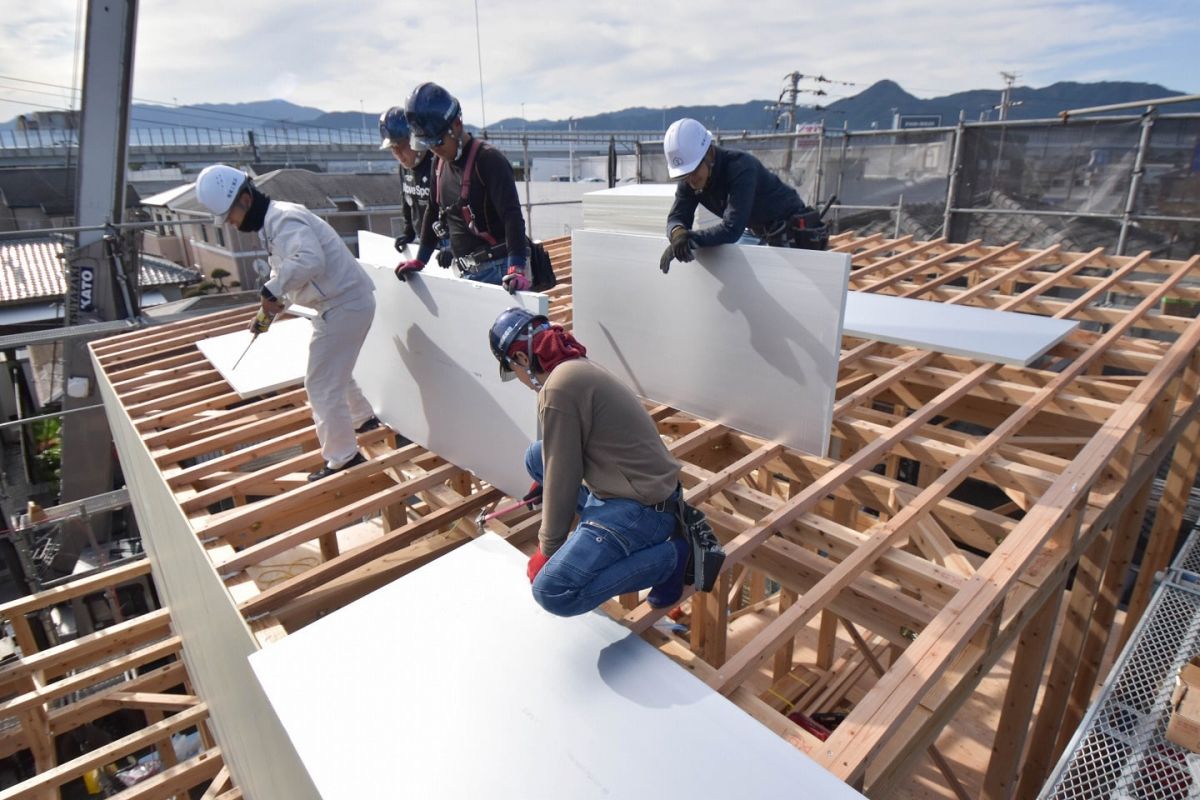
0;0;1194;124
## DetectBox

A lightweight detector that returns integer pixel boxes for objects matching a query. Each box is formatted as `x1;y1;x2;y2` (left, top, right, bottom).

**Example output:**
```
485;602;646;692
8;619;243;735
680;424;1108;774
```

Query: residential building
141;169;404;290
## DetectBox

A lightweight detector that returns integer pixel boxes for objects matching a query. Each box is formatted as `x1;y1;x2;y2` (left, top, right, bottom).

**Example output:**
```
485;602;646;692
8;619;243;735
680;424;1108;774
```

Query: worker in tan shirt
488;307;688;616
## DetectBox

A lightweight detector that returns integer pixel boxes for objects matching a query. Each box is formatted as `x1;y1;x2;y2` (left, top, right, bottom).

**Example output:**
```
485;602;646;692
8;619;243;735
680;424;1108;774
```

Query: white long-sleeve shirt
260;201;374;311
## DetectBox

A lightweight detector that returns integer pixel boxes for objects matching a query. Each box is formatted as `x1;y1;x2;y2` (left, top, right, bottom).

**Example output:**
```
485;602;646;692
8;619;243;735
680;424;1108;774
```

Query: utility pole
778;71;800;131
998;71;1020;121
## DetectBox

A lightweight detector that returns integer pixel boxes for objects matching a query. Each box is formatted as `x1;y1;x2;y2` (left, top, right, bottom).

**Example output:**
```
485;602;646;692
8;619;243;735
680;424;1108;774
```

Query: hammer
474;483;543;535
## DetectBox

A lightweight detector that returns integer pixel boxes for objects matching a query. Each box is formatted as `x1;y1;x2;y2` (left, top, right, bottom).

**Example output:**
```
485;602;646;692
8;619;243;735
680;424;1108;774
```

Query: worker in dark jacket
661;117;827;272
488;307;690;616
378;106;433;255
394;82;530;292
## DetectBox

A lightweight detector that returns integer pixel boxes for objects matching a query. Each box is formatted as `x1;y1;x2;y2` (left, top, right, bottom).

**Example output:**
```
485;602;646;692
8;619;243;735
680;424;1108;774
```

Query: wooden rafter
73;234;1200;799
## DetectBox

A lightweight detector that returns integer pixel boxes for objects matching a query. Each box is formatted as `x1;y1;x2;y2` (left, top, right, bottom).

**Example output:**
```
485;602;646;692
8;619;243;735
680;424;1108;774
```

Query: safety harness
435;136;504;274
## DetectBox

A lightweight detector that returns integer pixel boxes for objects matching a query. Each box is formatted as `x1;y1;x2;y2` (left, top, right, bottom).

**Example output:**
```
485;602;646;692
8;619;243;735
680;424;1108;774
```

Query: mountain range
5;80;1197;134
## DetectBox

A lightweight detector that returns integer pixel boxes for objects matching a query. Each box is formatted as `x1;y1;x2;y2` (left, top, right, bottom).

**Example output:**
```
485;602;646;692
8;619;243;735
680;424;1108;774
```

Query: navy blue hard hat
404;82;462;148
378;106;411;150
489;307;548;381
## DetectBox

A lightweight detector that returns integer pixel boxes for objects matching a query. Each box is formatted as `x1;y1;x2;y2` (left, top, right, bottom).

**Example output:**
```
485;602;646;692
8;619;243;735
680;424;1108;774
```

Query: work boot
647;535;691;609
355;416;382;434
307;452;366;482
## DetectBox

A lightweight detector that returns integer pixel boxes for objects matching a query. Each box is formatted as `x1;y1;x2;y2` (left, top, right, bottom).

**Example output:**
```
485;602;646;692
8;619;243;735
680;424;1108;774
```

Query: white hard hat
664;118;713;178
196;164;250;223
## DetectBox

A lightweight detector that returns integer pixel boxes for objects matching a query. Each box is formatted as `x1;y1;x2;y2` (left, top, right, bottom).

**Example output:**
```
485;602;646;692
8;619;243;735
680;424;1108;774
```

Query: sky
0;0;1196;126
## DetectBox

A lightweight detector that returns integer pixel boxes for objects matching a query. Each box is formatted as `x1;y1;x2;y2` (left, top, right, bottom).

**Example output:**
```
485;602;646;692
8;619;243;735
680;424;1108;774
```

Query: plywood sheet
844;291;1077;366
250;533;866;800
196;317;311;399
355;231;547;498
572;229;850;457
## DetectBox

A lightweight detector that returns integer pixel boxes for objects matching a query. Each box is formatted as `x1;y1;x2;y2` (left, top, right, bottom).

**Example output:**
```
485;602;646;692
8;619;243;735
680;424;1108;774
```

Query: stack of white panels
581;183;718;236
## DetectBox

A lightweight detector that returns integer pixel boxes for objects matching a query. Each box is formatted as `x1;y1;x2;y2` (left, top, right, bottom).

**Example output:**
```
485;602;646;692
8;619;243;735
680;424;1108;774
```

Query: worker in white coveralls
195;164;382;481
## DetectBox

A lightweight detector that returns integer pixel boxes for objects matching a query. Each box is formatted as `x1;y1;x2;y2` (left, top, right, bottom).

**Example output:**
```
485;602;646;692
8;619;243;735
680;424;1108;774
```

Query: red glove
501;266;531;294
527;547;549;582
394;259;426;282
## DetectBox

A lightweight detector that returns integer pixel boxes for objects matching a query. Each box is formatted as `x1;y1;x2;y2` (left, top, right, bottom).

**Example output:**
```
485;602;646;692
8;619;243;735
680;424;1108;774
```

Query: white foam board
196;317;311;399
572;229;849;457
844;291;1077;366
250;533;866;800
355;231;546;499
582;183;718;236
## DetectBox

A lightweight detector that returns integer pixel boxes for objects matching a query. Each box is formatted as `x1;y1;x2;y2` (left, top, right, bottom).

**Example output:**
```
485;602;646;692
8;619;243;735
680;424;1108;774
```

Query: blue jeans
524;441;680;617
737;231;765;245
459;256;506;285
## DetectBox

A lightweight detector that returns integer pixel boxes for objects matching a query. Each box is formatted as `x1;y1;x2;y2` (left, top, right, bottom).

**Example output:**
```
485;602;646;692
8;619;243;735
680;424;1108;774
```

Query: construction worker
660;117;828;273
378;106;434;256
195;164;381;482
488;307;690;616
395;82;531;293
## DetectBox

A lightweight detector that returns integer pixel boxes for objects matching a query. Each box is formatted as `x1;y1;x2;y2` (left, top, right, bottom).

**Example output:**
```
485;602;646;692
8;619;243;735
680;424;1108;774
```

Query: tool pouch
674;498;726;592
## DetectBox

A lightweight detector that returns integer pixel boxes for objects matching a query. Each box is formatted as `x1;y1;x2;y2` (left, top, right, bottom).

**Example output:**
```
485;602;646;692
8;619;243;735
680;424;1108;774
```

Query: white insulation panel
844;291;1077;366
196;316;311;399
250;533;866;800
355;231;546;499
572;229;849;457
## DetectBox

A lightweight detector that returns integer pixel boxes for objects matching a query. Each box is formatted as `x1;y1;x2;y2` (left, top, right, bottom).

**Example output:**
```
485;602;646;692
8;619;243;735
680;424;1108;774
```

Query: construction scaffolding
7;229;1200;797
1041;525;1200;799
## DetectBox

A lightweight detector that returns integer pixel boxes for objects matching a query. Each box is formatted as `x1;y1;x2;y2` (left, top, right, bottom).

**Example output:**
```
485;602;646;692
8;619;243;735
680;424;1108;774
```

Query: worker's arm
481;148;527;268
262;216;325;300
690;157;757;247
665;184;699;238
537;401;585;557
395;174;417;249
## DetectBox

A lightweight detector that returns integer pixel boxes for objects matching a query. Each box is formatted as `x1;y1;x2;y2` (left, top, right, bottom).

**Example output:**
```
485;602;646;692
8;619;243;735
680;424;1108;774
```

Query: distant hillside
4;81;1196;133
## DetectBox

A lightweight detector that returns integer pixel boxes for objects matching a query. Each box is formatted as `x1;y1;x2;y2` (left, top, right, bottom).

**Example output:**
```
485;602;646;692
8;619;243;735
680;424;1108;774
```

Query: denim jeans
524;441;681;617
458;256;506;285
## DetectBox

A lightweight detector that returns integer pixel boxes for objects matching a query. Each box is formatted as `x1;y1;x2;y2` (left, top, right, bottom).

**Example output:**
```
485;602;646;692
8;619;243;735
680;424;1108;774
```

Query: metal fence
631;112;1200;259
4;108;1198;257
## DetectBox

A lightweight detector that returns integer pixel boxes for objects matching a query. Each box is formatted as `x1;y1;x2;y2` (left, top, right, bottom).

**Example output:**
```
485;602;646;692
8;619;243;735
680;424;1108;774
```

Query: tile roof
0;238;200;305
0;167;140;215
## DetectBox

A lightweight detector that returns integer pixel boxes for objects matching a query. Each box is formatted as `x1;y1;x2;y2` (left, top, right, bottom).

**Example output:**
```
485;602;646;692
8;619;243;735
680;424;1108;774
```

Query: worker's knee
530;576;591;618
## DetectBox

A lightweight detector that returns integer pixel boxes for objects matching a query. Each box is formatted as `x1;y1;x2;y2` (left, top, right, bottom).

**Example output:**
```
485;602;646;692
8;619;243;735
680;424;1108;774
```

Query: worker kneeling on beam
488;308;725;616
196;164;382;482
660;117;829;274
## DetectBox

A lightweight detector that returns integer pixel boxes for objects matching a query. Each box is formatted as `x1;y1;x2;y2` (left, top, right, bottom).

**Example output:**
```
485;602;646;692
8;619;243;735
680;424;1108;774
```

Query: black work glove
669;226;695;263
436;249;454;268
659;243;676;274
393;232;414;252
522;481;543;511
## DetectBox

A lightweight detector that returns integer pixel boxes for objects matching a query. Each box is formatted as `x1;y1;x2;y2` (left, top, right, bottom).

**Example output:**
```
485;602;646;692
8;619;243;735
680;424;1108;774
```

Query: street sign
899;114;943;129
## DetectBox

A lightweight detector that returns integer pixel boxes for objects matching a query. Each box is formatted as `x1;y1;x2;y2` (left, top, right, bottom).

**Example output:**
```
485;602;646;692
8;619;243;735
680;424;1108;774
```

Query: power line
0;73;365;131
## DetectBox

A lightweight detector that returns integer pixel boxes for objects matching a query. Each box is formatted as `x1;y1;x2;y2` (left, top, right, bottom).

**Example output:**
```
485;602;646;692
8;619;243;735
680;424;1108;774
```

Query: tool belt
755;208;829;251
453;242;508;274
671;494;726;593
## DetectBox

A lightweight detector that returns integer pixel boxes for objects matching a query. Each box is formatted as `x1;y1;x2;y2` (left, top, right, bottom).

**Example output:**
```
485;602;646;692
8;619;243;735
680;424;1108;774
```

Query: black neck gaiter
238;186;271;232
